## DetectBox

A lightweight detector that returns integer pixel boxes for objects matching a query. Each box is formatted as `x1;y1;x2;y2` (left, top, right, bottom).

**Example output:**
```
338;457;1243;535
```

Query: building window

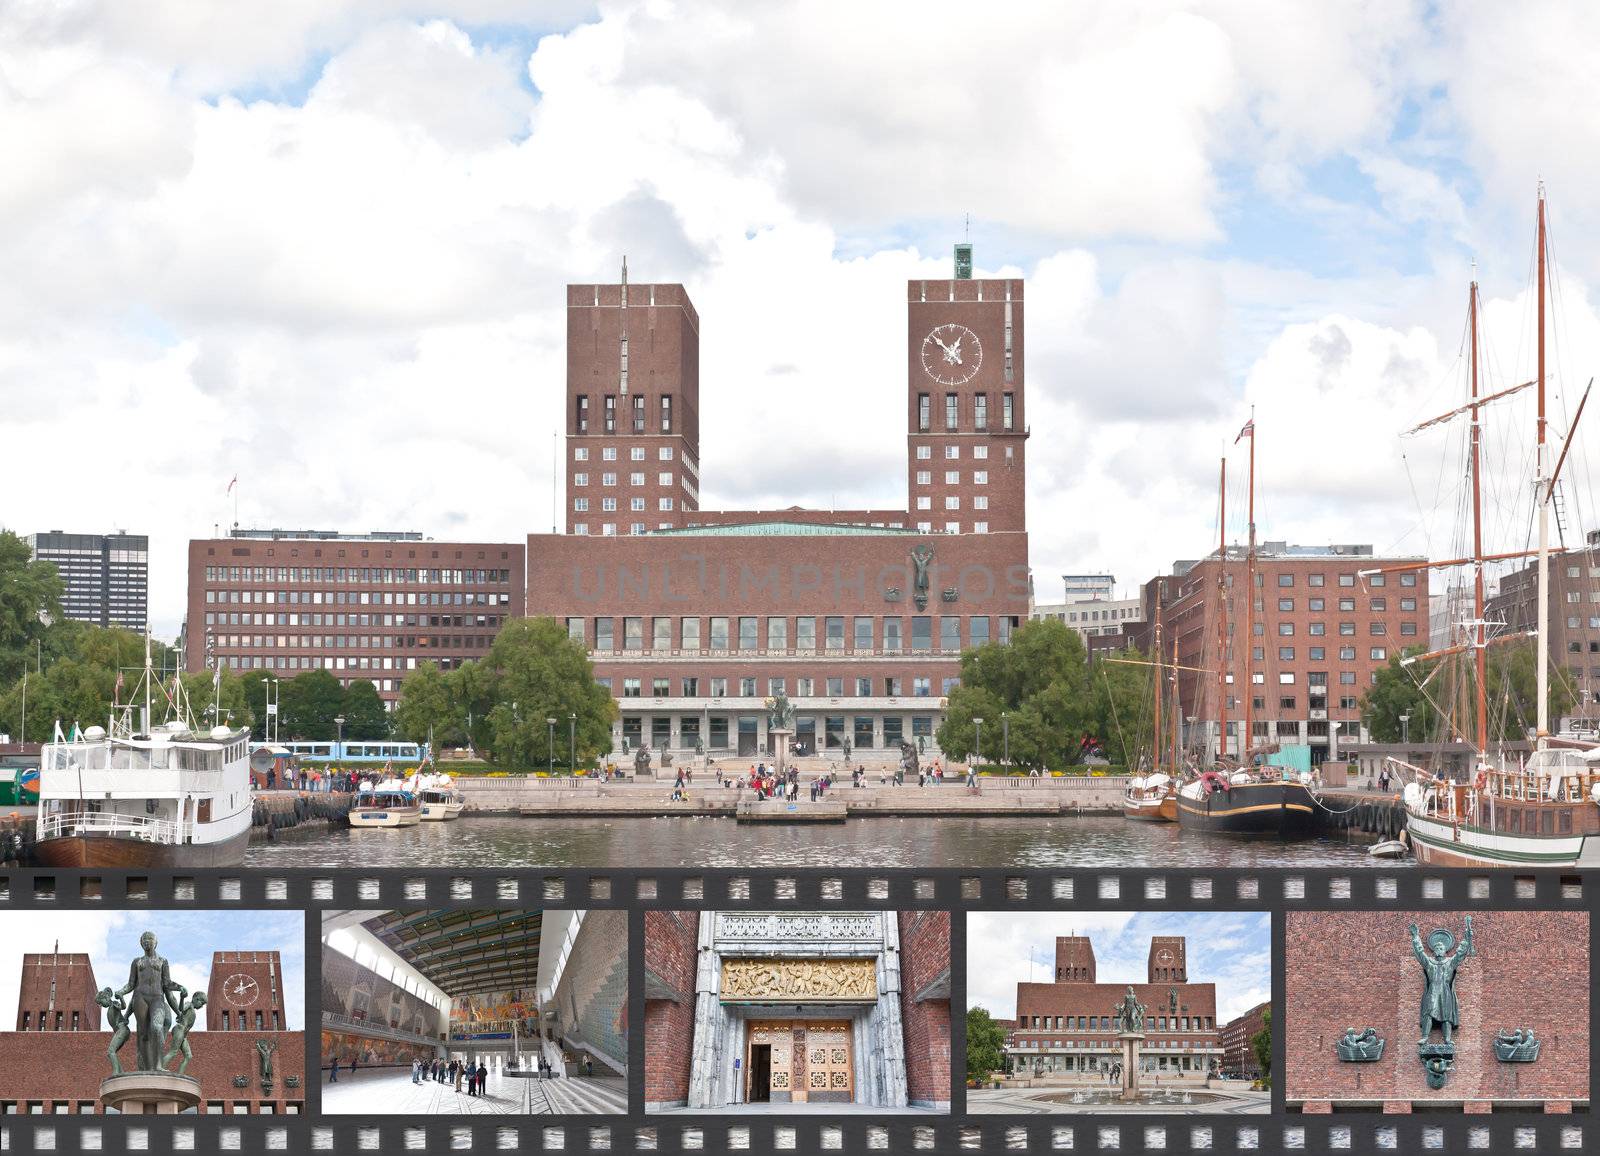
576;395;590;433
1370;622;1386;635
573;498;589;512
945;496;960;510
681;617;700;651
740;677;757;697
945;392;959;430
710;617;729;649
916;444;931;460
767;617;787;650
974;393;987;430
738;616;758;651
796;616;816;650
941;616;961;650
630;471;645;485
854;616;873;650
595;618;614;650
825;616;846;649
602;446;616;461
916;496;932;510
624;617;643;649
918;393;930;432
623;677;641;697
1278;622;1293;636
945;444;960;459
603;394;616;432
883;617;902;652
913;677;931;697
1003;392;1014;430
660;394;673;433
1370;647;1387;661
912;616;933;651
1278;598;1293;611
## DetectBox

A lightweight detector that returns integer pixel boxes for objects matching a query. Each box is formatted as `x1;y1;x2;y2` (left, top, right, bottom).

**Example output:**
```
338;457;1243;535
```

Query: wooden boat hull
1406;812;1594;868
1176;780;1318;837
32;826;251;869
1122;795;1177;822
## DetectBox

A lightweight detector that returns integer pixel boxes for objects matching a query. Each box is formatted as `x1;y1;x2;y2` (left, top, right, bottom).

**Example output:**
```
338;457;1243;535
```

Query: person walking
455;1060;465;1093
585;1057;594;1079
965;762;977;788
328;1056;339;1083
411;1057;420;1084
476;1061;488;1096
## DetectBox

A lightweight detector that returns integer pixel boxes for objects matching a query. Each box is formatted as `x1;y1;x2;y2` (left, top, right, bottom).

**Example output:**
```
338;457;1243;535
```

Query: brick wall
1284;911;1588;1107
897;910;951;1107
643;910;699;1108
548;909;629;1072
0;1030;305;1112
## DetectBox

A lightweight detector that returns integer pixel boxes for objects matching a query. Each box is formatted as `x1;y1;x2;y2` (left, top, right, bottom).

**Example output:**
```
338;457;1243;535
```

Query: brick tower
565;262;702;536
16;948;100;1032
1054;935;1096;983
906;244;1027;535
207;950;289;1032
1148;936;1187;984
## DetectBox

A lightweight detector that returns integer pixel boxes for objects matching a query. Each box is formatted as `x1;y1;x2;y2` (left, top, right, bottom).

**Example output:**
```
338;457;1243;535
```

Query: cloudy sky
966;910;1271;1025
7;1;1600;638
0;910;306;1031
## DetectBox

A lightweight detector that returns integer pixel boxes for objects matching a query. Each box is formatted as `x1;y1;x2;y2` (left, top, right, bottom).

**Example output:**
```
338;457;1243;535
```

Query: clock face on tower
1157;949;1173;963
223;974;260;1007
921;323;982;386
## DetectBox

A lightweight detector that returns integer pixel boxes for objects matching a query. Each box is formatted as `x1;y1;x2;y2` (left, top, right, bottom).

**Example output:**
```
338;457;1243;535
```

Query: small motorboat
348;779;423;829
1368;837;1409;859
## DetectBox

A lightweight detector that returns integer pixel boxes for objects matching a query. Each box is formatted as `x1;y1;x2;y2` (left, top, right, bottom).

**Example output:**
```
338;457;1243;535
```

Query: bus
280;741;428;767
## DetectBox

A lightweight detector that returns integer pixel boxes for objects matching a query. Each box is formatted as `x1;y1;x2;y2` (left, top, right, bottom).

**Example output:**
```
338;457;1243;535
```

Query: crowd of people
664;757;975;801
412;1055;490;1097
256;765;367;792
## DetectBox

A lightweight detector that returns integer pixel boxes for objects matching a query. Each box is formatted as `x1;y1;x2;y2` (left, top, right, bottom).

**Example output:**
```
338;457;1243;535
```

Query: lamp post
334;714;346;786
1002;712;1009;771
568;713;577;776
264;675;279;744
1399;712;1411;745
547;717;557;775
973;717;984;772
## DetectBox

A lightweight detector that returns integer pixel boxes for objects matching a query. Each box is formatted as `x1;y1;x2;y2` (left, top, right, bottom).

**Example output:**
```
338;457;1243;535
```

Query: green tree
1362;642;1578;744
1250;1007;1272;1085
1091;648;1154;769
479;617;615;769
340;679;391;741
966;1006;1008;1084
447;658;497;754
392;662;463;747
0;531;65;686
938;619;1113;769
0;626;183;740
278;669;345;740
1360;648;1439;743
178;670;254;733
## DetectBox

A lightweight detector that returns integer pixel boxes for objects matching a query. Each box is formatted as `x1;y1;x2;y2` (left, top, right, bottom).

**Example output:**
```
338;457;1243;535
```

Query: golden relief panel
721;957;877;1002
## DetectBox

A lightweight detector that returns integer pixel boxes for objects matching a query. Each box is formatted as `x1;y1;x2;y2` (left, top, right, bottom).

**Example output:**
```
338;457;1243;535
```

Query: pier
1312;789;1409;843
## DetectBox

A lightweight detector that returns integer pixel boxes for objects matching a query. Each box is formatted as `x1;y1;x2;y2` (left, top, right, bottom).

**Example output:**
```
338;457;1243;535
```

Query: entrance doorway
745;1021;853;1104
747;1043;772;1102
737;717;759;756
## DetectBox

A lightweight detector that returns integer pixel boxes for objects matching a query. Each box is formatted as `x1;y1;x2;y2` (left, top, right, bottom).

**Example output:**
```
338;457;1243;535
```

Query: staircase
529;1076;628;1115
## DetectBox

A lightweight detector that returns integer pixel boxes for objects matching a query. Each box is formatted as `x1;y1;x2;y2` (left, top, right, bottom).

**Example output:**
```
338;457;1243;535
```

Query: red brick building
642;910;699;1110
897;910;952;1111
1006;935;1223;1081
207;951;289;1034
183;530;526;706
534;248;1031;759
1220;1000;1268;1080
1138;543;1428;763
1284;911;1588;1112
0;950;304;1114
1488;532;1600;721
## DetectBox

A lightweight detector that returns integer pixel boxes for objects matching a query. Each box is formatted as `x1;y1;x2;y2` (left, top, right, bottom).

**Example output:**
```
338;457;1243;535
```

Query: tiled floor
321;1067;627;1115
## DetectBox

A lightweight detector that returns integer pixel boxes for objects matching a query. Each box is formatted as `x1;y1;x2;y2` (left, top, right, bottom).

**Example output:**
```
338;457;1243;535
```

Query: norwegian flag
1234;418;1254;444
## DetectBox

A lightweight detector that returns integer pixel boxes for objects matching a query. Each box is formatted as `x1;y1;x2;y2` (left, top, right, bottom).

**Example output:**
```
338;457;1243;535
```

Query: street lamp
547;717;557;775
568;713;577;776
1399;712;1411;745
1002;712;1009;770
334;715;345;750
264;675;279;744
973;717;984;771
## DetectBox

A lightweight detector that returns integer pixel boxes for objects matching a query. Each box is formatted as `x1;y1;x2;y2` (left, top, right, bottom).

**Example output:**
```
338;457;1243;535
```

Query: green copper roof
649;521;925;537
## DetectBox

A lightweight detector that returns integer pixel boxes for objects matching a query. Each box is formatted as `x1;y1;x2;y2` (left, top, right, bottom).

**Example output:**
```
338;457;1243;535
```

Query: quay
1310;788;1408;843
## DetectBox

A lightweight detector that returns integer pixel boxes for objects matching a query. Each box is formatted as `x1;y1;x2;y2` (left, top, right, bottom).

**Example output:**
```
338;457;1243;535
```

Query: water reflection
246;816;1375;870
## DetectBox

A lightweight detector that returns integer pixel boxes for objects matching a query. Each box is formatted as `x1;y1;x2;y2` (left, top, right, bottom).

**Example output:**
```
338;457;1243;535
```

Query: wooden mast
1171;635;1181;769
1218;457;1228;763
1469;278;1489;760
1244;408;1257;764
1535;185;1550;739
1152;592;1163;772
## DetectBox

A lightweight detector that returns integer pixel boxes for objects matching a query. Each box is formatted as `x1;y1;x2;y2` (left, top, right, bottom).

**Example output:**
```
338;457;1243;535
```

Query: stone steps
536;1076;629;1115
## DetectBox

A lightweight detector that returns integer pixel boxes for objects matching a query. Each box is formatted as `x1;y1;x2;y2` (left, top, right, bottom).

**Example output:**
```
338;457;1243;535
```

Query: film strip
0;867;1591;1155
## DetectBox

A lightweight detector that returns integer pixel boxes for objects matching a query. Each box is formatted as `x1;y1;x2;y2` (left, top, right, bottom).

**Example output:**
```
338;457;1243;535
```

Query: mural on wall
321;949;439;1039
320;1030;436;1070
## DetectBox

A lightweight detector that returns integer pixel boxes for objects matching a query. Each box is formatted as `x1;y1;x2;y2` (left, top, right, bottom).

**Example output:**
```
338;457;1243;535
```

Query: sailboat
1395;187;1600;868
33;638;254;867
1176;423;1319;837
1123;588;1179;822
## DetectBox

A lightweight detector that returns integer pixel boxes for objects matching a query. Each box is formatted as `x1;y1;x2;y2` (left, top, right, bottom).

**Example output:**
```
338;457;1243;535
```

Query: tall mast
1536;187;1550;739
1217;456;1228;763
1152;593;1163;770
1171;635;1181;768
1469;279;1489;759
1244;408;1256;763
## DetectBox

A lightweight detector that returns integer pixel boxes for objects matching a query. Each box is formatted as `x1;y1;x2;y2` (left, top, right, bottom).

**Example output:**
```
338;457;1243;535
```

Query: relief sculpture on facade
721;958;877;1002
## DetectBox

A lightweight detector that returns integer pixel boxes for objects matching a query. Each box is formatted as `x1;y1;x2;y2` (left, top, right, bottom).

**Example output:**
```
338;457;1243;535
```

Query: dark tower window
974;393;987;431
576;394;589;433
917;393;930;432
945;393;959;431
632;394;646;433
604;394;616;433
660;394;673;433
1003;392;1015;431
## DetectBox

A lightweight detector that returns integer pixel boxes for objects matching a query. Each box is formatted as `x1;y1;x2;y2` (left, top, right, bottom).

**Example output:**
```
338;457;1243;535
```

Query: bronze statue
97;987;132;1076
114;931;183;1072
910;544;934;609
1410;916;1473;1045
257;1038;278;1082
161;991;206;1075
1336;1026;1385;1062
766;692;795;732
1113;986;1146;1033
634;745;650;775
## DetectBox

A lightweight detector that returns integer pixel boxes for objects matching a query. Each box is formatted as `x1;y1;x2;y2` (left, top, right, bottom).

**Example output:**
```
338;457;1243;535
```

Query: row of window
206;590;512;607
203;567;511;584
572;471;674;487
1019;1013;1215;1032
915;495;989;511
216;655;419;684
570;520;993;535
1265;571;1417;588
204;612;503;629
914;444;996;460
569;614;1017;652
915;391;1015;432
575;497;675;512
576;392;675;435
623;714;936;749
209;634;497;651
610;674;960;699
1270;596;1416;612
1263;621;1414;637
914;470;991;485
574;445;675;462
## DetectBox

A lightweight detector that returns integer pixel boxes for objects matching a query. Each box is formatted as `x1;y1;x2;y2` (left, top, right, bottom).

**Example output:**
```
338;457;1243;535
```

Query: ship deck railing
37;810;191;845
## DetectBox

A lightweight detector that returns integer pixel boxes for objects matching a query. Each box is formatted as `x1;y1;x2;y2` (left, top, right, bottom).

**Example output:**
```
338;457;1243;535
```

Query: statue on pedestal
634;745;651;775
1112;986;1147;1034
766;692;795;733
1411;917;1472;1045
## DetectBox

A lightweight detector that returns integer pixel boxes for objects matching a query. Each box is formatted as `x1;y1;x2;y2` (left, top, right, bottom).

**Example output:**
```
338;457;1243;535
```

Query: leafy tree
1250;1007;1272;1084
179;670;254;733
937;619;1125;769
480;617;616;769
1091;648;1154;768
0;531;64;686
392;662;462;747
340;679;391;741
1362;642;1577;744
278;669;345;740
0;626;185;740
966;1006;1007;1083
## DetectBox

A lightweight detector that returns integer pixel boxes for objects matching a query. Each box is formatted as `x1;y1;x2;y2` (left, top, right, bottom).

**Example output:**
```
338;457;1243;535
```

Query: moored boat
1123;773;1178;822
1176;769;1318;837
33;648;253;868
348;782;423;828
417;772;465;821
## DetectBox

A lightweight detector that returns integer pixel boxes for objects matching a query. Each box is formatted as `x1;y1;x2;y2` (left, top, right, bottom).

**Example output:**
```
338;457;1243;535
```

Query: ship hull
1406;812;1594;868
348;808;423;829
1122;795;1177;822
32;826;251;869
1176;781;1318;837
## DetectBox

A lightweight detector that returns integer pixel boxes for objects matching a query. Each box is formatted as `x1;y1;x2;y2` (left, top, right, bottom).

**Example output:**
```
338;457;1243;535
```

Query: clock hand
950;337;963;363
